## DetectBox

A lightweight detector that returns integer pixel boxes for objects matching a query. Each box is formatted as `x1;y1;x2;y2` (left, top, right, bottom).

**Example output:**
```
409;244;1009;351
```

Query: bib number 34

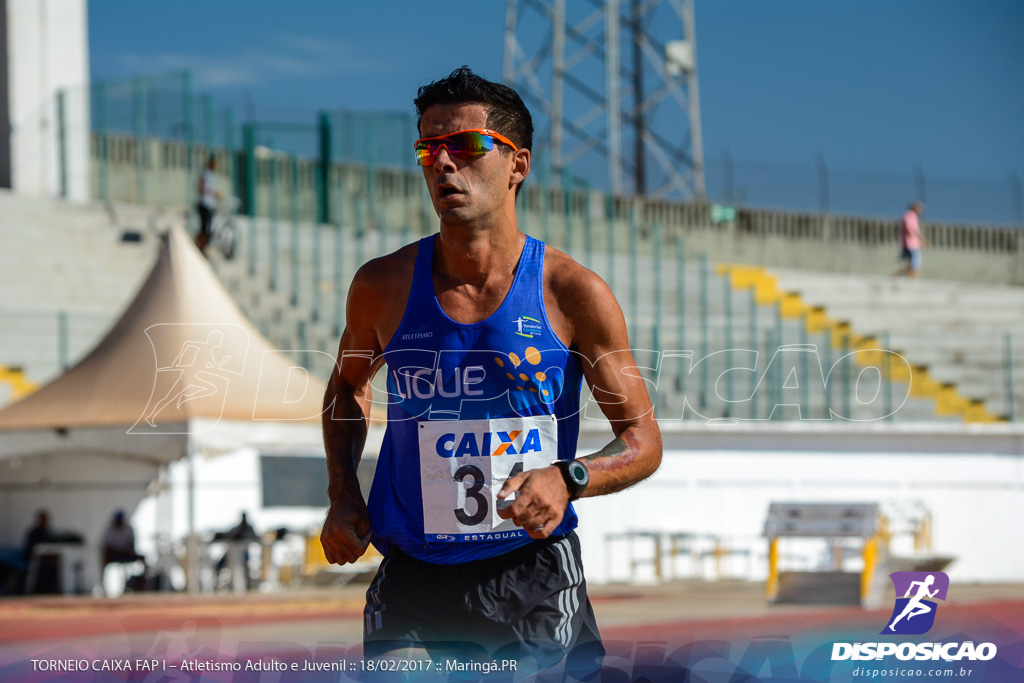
418;415;557;541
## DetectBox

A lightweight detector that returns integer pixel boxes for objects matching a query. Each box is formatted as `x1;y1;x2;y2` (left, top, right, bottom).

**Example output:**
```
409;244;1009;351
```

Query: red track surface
602;599;1024;641
3;594;1022;645
0;595;364;643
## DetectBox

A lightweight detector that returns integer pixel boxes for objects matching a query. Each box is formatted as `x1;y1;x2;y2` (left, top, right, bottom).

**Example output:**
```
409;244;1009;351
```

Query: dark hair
414;67;533;194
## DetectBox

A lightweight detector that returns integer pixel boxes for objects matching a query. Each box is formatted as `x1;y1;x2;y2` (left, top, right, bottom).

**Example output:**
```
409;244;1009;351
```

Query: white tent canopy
0;225;325;431
0;226;328;588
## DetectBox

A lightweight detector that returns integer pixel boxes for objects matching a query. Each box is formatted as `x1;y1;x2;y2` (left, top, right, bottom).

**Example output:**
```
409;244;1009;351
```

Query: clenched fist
496;465;571;539
321;497;372;565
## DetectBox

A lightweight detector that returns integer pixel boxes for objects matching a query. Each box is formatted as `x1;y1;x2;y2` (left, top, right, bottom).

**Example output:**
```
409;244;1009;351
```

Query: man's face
418;102;517;224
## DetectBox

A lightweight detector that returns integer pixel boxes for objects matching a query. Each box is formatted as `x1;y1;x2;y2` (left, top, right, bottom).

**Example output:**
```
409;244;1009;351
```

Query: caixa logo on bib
435;428;545;458
831;572;998;662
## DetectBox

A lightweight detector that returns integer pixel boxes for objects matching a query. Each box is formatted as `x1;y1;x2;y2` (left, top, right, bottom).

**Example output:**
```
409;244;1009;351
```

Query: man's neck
435;218;525;289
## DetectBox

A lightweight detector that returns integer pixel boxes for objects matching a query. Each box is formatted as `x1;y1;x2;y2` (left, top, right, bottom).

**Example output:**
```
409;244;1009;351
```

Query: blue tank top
367;234;584;564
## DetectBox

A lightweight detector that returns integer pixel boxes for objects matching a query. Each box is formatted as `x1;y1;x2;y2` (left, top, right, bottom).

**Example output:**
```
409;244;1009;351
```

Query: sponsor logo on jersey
435;428;546;458
389;347;559;404
391;365;486;400
513;316;543;338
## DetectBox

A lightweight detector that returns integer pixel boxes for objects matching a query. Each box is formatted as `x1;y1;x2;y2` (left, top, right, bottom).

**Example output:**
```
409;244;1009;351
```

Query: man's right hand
320;499;372;565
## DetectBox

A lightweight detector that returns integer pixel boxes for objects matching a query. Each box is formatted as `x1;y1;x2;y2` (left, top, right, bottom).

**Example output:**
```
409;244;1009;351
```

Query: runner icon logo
513;316;542;338
882;571;949;635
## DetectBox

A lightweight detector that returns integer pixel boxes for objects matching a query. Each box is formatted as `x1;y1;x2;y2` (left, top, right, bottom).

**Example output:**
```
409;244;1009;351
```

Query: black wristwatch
553;459;589;501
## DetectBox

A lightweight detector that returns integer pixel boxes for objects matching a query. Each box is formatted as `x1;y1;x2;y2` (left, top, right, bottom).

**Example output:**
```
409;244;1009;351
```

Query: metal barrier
85;131;1023;270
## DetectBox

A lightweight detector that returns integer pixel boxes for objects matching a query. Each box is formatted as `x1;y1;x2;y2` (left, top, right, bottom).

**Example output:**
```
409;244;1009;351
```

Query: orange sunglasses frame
413;128;519;165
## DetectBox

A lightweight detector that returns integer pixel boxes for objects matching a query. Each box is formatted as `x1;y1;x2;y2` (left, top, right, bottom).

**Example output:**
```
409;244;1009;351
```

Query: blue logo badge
881;571;949;635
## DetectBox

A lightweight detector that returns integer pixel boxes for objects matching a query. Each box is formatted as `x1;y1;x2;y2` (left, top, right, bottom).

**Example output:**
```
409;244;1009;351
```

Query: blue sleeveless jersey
367;234;584;564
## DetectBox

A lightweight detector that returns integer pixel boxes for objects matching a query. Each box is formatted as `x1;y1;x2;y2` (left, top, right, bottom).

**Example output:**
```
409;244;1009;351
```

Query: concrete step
774;571;862;605
771;266;1024;298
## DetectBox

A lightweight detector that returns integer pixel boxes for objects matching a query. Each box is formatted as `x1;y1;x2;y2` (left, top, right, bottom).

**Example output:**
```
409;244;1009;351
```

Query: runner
888;574;940;632
320;66;662;673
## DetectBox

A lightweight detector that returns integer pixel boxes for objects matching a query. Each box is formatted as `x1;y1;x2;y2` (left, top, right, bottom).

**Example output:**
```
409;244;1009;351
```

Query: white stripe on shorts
553;537;582;647
364;552;393;635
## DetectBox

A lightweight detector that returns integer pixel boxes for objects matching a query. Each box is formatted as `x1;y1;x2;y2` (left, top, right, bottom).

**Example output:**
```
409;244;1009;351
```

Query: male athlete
321;67;662;671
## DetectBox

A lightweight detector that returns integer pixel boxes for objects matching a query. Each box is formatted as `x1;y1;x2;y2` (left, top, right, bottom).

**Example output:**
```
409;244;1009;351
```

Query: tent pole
155;464;171;592
155;465;164;556
186;435;199;594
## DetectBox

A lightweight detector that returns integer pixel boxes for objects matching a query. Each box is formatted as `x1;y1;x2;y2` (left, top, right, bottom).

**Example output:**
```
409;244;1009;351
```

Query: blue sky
87;0;1024;223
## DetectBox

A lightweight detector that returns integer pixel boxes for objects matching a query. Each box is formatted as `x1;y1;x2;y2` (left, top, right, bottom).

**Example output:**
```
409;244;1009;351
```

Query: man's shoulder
542;244;614;305
351;240;421;298
541;243;621;347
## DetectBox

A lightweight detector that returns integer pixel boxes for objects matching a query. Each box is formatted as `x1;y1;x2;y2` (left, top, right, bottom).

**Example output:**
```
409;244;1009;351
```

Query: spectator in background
102;510;146;571
216;513;260;589
226;512;258;542
23;510;52;564
195;154;221;255
899;201;929;277
22;510;60;594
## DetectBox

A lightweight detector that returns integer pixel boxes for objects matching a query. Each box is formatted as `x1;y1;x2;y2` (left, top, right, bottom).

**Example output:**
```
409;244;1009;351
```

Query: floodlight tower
503;0;705;200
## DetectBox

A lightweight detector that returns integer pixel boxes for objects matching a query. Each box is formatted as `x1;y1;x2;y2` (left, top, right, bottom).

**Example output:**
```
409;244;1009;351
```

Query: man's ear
509;148;530;191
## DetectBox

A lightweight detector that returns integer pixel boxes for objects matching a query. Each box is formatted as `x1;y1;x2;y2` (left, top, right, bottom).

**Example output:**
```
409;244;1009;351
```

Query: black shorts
197;204;214;236
363;532;603;674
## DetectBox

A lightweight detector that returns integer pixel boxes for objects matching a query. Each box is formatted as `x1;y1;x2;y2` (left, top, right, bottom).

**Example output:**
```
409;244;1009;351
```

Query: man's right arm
320;267;386;565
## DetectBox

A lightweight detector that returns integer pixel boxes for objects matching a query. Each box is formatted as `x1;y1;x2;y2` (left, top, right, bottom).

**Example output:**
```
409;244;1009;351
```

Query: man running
888;574;940;631
320;66;662;672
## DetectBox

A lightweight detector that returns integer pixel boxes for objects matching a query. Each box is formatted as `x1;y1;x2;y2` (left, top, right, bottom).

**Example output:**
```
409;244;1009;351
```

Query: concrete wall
0;190;170;386
0;0;10;189
112;422;1024;586
2;0;89;200
575;423;1024;584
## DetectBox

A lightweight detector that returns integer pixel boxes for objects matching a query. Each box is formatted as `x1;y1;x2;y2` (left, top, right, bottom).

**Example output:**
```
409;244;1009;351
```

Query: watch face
568;460;588;485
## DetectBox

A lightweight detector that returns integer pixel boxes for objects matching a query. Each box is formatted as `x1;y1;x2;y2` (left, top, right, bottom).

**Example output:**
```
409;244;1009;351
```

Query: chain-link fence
62;69;1023;229
63;71;243;209
705;152;1023;227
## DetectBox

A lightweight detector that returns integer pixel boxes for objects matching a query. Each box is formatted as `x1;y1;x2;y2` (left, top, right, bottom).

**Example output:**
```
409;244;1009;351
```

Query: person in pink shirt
900;201;929;277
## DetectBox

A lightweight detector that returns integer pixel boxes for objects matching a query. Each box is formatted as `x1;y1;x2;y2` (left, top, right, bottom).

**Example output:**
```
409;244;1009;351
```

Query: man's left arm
497;269;662;537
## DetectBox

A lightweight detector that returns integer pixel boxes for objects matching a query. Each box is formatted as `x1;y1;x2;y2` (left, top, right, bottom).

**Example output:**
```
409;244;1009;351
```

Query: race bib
418;415;558;542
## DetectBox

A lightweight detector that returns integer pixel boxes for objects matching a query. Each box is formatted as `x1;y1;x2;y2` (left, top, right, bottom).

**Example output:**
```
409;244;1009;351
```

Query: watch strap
554;459;589;501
